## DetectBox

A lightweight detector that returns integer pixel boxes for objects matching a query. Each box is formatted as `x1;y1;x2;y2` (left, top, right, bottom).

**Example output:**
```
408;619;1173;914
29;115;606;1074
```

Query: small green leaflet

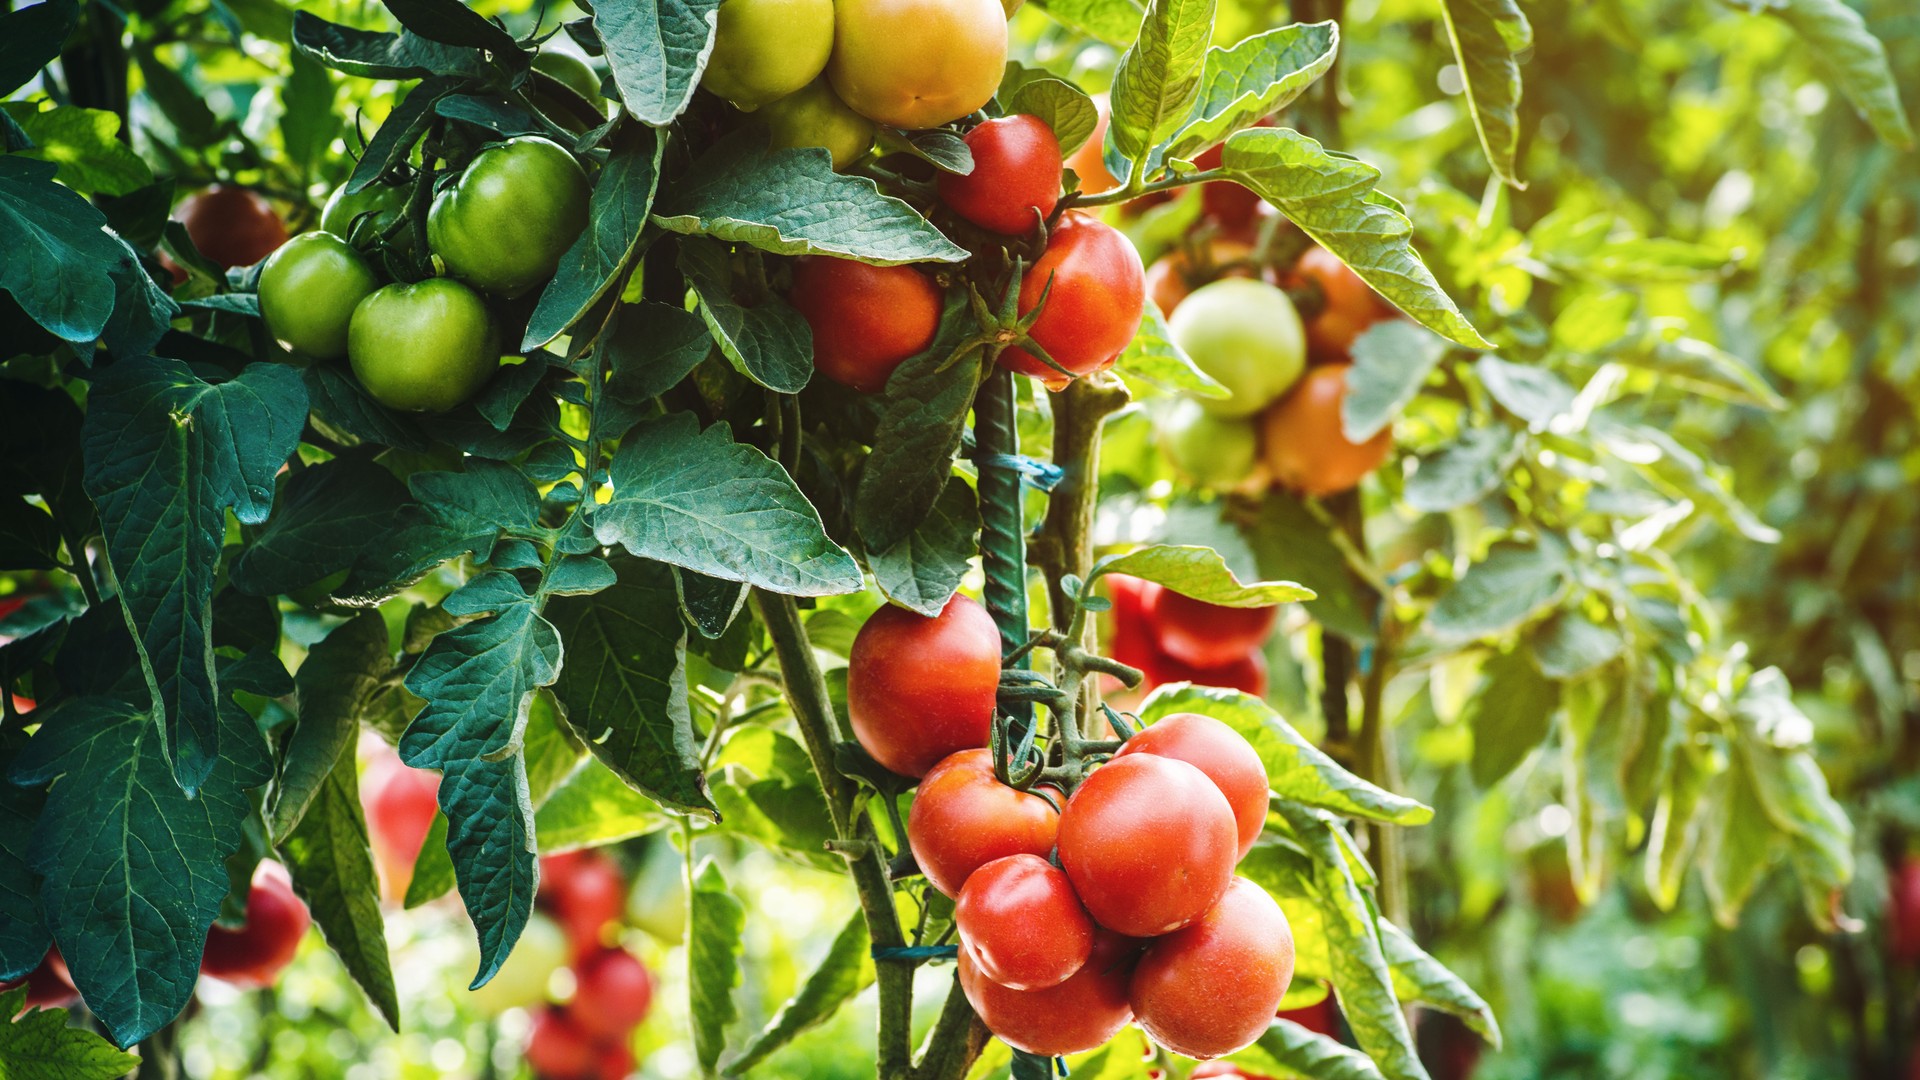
1379;921;1500;1046
998;63;1099;156
1228;1019;1386;1080
690;856;746;1073
869;476;979;618
524;123;666;350
0;988;143;1080
270;611;393;841
1462;649;1562;787
399;598;562;988
535;758;673;851
231;454;413;599
594;0;721;126
1108;0;1215;168
1161;21;1339;165
679;236;814;393
1424;538;1569;644
1091;543;1314;606
1438;0;1532;187
81;356;308;792
1220;128;1490;349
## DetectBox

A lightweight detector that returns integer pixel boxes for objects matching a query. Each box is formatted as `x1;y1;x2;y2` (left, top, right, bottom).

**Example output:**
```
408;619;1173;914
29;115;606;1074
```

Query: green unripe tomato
1158;398;1259;491
469;912;569;1014
348;278;500;413
258;232;380;359
532;50;603;102
428;137;590;297
702;0;836;109
760;79;875;170
320;182;406;240
1168;278;1306;418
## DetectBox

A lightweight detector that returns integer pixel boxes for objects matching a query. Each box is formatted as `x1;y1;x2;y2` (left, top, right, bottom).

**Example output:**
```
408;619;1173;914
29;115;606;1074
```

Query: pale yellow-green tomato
701;0;835;109
1157;397;1259;491
827;0;1006;130
468;912;569;1014
761;79;876;170
1167;278;1307;418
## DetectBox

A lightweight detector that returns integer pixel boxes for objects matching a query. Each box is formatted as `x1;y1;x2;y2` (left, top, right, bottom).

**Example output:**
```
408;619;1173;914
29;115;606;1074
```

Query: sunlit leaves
690;857;745;1072
525;124;665;350
1437;0;1532;186
0;987;143;1080
869;476;979;618
1343;320;1449;442
1108;0;1214;169
595;0;721;126
1425;538;1569;644
1093;543;1315;606
1163;21;1339;164
1739;0;1914;149
722;912;872;1076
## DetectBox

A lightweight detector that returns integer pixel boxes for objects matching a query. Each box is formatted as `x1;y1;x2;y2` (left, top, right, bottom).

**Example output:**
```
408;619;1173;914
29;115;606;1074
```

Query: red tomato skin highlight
1260;364;1393;497
938;114;1063;235
956;854;1095;990
1142;584;1278;669
907;748;1061;897
1115;712;1270;859
999;213;1146;385
526;1006;600;1080
201;862;311;989
959;928;1141;1056
1131;877;1297;1060
1056;754;1239;936
540;851;628;958
789;256;942;393
847;595;1001;778
569;946;654;1039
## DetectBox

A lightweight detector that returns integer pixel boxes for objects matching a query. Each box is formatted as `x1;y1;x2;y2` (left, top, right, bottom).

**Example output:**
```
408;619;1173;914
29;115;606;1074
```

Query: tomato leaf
1092;543;1314;606
0;103;152;197
1473;355;1574;429
270;612;393;842
276;749;401;1031
1161;20;1340;164
674;569;749;640
232;455;412;598
1241;492;1378;641
0;157;124;343
291;11;493;81
1438;0;1532;187
602;300;715;404
345;76;459;194
592;412;862;596
525;124;666;350
1379;921;1500;1047
1027;0;1143;47
0;987;144;1080
852;295;983;553
679;236;814;393
997;64;1098;156
1403;426;1515;514
382;0;522;58
403;812;455;909
869;475;979;618
593;0;721;126
1343;320;1449;442
1107;0;1214;170
1139;685;1432;825
1462;649;1562;787
1424;538;1569;645
535;757;673;850
1729;669;1853;902
399;601;562;988
546;559;719;819
1228;1019;1386;1080
0;738;48;980
0;0;79;99
82;356;307;792
1220;128;1490;349
1698;758;1775;927
653;131;968;265
1738;0;1914;149
722;910;872;1076
1528;607;1623;680
335;460;540;606
689;856;746;1072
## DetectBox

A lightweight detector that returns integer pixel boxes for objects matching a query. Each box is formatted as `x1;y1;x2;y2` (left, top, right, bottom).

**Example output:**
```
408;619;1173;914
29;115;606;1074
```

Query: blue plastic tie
870;945;960;961
981;453;1065;492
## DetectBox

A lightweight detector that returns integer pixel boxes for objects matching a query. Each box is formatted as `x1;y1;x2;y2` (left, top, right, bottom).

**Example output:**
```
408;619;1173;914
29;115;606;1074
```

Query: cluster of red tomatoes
846;595;1296;1061
1103;575;1280;700
520;851;656;1080
790;109;1147;395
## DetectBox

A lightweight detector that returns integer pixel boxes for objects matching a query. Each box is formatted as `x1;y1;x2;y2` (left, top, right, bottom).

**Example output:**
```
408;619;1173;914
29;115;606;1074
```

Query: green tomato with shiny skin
532;50;602;102
1158;397;1259;491
761;79;875;170
428;137;590;297
258;232;380;359
702;0;836;109
1167;278;1306;418
348;278;499;413
320;182;406;240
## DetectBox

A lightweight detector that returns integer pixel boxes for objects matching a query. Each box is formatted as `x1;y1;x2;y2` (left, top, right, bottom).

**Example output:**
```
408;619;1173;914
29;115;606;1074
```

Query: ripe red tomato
1101;574;1160;684
959;928;1140;1057
956;854;1093;990
938;114;1062;235
1057;754;1238;936
788;256;942;393
1;949;77;1011
1142;585;1278;670
1260;364;1392;497
1141;643;1269;699
1067;95;1120;195
1277;990;1340;1036
175;186;288;269
1893;855;1920;964
363;750;441;902
1131;877;1295;1059
1145;238;1252;316
526;1006;600;1080
598;1040;636;1080
1191;143;1262;233
540;851;628;957
1115;712;1268;859
847;595;1000;778
1283;247;1395;361
201;862;311;989
1101;575;1268;699
570;946;653;1040
907;749;1060;897
999;213;1146;387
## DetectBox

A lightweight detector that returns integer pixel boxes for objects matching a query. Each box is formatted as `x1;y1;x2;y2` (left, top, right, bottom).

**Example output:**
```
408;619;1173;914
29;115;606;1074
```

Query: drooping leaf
382;0;522;55
592;412;862;596
689;856;746;1072
271;612;393;842
1343;320;1450;442
399;602;562;987
653;133;968;265
1425;538;1568;644
1107;0;1215;170
1162;20;1340;164
869;476;979;617
723;911;873;1076
346;76;459;193
0;156;124;343
546;559;718;818
1645;742;1710;910
853;297;983;552
1220;129;1488;349
280;49;335;175
1748;0;1914;149
1729;669;1852;899
998;65;1099;156
232;454;412;598
1610;331;1783;410
679;236;813;393
0;988;144;1080
595;0;721;125
674;568;750;640
1228;1019;1386;1080
1140;685;1432;825
1594;421;1781;544
1463;648;1562;787
291;11;492;80
525;124;666;349
1474;355;1574;429
1242;491;1378;641
1378;921;1500;1047
1698;758;1776;927
1437;0;1532;186
82;356;308;791
1093;544;1315;606
276;749;400;1031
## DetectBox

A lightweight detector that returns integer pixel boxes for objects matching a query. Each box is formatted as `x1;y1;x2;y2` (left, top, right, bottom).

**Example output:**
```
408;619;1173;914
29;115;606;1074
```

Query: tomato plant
937;113;1063;235
1130;878;1296;1060
788;255;943;392
427;136;591;298
1167;278;1306;417
906;748;1061;898
847;595;1001;777
825;0;1007;130
956;853;1095;990
347;278;500;413
999;212;1146;384
958;929;1140;1057
1114;712;1270;858
1258;363;1391;496
258;232;379;359
1056;754;1239;936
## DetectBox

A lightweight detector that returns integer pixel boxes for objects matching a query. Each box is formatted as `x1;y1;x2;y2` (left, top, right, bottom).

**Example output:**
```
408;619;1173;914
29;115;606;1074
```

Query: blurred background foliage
5;0;1916;1076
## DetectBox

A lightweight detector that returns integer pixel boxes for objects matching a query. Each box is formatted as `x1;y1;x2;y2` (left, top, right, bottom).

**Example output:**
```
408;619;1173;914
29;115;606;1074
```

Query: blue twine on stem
870;944;959;961
980;453;1065;492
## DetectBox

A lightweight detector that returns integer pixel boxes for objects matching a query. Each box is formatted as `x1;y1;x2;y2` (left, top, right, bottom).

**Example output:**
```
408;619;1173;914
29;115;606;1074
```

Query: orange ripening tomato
1260;364;1392;497
1130;877;1296;1059
907;749;1060;897
999;213;1145;387
1056;754;1238;936
788;256;942;393
847;595;1001;777
1283;246;1397;361
1144;238;1254;317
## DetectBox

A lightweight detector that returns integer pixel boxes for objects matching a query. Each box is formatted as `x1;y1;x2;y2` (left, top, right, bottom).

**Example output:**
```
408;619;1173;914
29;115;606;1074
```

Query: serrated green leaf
399;603;562;987
1108;0;1215;168
1404;426;1514;514
1474;355;1574;429
1426;539;1568;644
271;612;393;842
1645;741;1709;910
0;103;152;197
335;460;540;605
853;296;983;552
1220;129;1488;349
1343;320;1450;442
82;356;308;792
525;124;665;350
534;756;672;850
869;476;979;618
596;0;721;126
0;987;144;1080
603;300;716;403
277;749;400;1031
0;156;123;343
1379;921;1499;1047
546;559;718;818
280;48;334;175
1463;649;1561;787
0;0;79;99
594;411;862;596
1094;544;1314;606
403;812;455;909
690;856;745;1072
233;455;411;598
653;133;967;264
1228;1019;1385;1080
1114;296;1229;399
1140;685;1432;824
1752;0;1913;149
1438;0;1532;186
1163;21;1339;164
1729;669;1852;897
680;236;813;393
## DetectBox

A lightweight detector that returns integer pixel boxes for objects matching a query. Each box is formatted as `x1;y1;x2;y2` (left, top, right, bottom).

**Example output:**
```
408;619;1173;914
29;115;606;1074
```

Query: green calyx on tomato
827;0;1007;131
1167;277;1305;417
1157;397;1258;492
428;136;590;298
259;232;380;360
347;278;500;413
999;212;1146;387
702;0;835;110
320;182;406;241
761;78;876;171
